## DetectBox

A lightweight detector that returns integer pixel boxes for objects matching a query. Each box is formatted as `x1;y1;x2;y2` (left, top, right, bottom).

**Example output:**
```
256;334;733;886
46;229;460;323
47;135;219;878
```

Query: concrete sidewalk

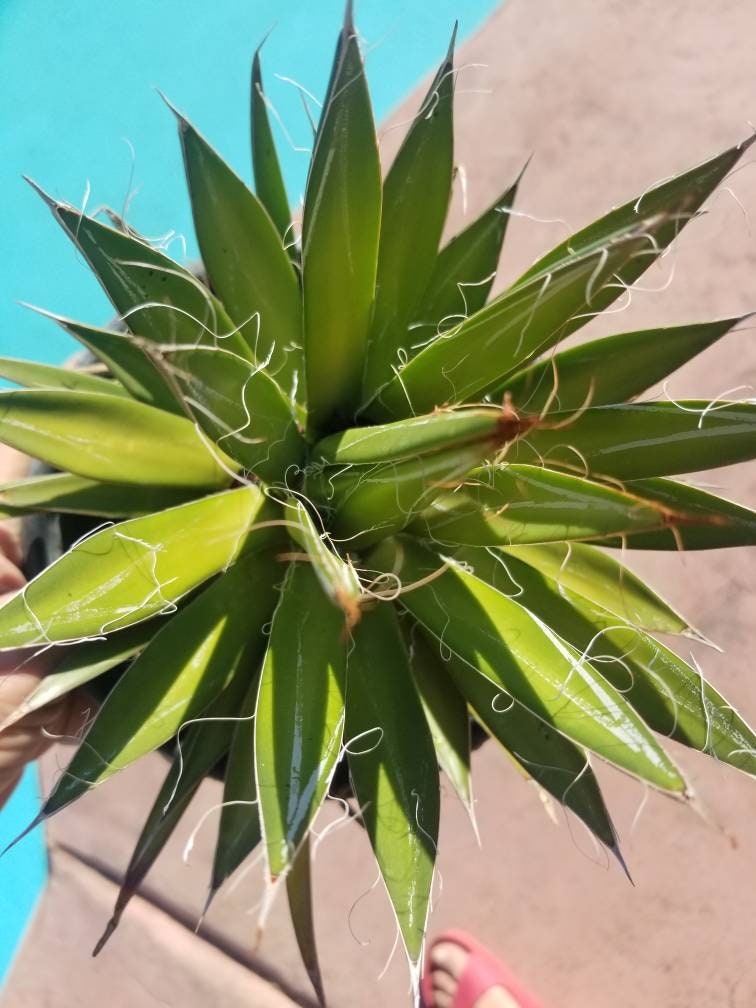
4;1;756;1005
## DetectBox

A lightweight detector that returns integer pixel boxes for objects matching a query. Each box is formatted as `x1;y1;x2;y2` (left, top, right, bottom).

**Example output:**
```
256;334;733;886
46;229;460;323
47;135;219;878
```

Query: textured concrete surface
4;1;756;1005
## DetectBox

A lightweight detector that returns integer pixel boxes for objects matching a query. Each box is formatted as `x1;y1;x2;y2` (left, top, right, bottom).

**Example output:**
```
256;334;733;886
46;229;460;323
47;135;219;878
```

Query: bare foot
427;941;524;1008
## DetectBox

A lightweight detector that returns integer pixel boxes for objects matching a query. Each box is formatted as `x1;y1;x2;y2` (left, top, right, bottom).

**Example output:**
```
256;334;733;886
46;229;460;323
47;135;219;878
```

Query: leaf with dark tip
372;537;687;793
363;28;456;396
252;47;294;251
410;464;678;547
347;604;439;965
255;563;347;879
596;477;756;550
412;170;524;349
0;355;128;398
0;472;196;517
42;548;280;818
517;401;756;480
498;316;748;415
286;835;326;1007
28;180;249;360
209;673;262;899
93;665;251;955
302;6;381;433
0;389;237;488
424;635;623;859
466;548;756;778
517;136;756;336
0;486;279;649
367;217;669;421
177;112;302;392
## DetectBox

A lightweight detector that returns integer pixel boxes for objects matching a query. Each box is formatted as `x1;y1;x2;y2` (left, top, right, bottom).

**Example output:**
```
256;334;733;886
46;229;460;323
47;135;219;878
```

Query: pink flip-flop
420;929;543;1008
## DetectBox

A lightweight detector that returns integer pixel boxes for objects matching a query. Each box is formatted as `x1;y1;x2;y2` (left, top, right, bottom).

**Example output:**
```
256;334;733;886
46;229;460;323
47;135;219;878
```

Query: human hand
0;445;90;809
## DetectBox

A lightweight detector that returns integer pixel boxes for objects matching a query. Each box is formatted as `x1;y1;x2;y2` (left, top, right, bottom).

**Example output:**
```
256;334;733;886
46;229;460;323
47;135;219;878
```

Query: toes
430;940;469;980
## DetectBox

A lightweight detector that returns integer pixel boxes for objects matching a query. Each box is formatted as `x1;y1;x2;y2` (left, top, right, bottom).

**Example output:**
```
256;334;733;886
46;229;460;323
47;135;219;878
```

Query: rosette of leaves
1;3;755;1000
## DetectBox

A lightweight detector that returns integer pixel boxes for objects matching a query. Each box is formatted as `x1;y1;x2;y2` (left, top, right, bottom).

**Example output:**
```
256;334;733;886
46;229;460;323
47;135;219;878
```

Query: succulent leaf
251;47;295;251
302;8;381;434
255;562;347;879
42;548;280;817
347;603;439;965
0;355;128;398
363;27;456;396
0;486;278;647
0;472;195;517
178;112;303;390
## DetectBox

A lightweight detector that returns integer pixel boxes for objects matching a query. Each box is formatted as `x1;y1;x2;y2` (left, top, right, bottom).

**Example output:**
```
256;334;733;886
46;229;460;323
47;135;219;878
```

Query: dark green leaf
302;8;381;433
363;29;456;396
42;548;280;817
499;317;747;415
286;835;326;1007
255;563;347;878
518;401;756;479
252;47;294;250
178;112;303;392
347;604;439;964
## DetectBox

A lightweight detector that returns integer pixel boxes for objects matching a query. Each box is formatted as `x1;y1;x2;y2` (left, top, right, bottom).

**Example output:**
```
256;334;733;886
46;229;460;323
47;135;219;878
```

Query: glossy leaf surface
43;548;279;816
0;390;236;488
255;563;347;878
0;486;277;648
347;604;439;964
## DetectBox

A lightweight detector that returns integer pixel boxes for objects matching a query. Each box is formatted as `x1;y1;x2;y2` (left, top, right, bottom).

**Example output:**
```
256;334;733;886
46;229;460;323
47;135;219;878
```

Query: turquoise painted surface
0;766;47;984
1;0;499;365
0;0;499;985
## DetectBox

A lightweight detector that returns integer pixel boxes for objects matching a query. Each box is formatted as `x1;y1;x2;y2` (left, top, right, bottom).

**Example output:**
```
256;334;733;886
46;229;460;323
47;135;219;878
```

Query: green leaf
426;637;622;858
255;563;347;879
517;137;755;333
313;406;507;466
405;627;472;819
367;217;668;420
301;6;382;433
177;111;303;393
410;463;676;546
251;46;294;250
363;28;456;396
411;171;524;349
0;389;236;489
0;355;128;398
93;666;250;955
37;311;182;414
308;439;496;549
0;619;157;732
141;343;305;483
502;541;692;636
42;548;280;817
286;835;326;1007
347;604;439;965
519;401;756;480
209;673;262;898
499;317;747;415
468;549;756;777
284;496;362;626
0;472;196;517
0;486;278;648
375;537;686;793
596;477;756;550
28;181;250;361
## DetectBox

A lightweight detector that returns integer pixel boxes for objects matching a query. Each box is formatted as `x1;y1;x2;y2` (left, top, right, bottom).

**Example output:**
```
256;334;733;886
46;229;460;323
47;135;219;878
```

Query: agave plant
1;2;756;1001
